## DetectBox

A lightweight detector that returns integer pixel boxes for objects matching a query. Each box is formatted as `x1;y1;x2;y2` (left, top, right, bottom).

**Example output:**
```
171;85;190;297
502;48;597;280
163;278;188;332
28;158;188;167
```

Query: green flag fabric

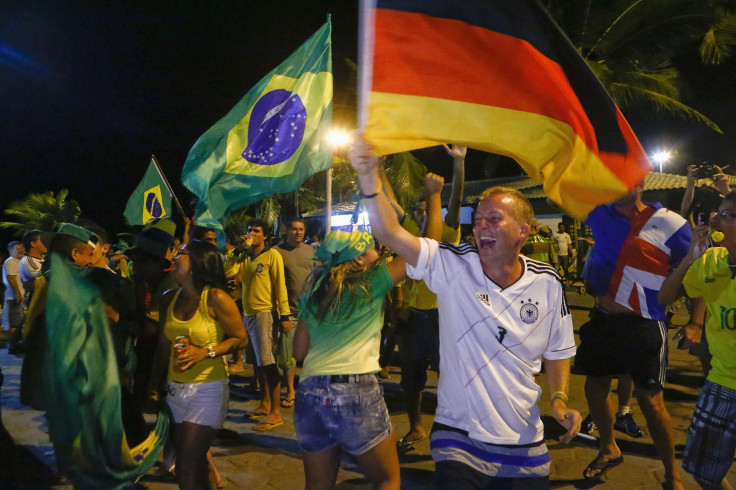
124;159;173;225
182;19;333;230
45;254;169;489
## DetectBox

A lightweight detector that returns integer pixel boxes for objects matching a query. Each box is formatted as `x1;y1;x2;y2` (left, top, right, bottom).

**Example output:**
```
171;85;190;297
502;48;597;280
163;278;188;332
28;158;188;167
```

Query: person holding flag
349;136;580;488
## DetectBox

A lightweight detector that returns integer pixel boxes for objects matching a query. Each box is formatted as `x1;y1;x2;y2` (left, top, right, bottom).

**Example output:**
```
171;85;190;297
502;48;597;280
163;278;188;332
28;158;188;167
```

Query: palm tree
545;0;736;132
0;189;81;235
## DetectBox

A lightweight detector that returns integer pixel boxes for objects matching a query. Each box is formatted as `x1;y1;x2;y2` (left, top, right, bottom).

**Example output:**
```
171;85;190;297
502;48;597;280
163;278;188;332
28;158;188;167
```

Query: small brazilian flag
182;19;332;230
124;159;172;225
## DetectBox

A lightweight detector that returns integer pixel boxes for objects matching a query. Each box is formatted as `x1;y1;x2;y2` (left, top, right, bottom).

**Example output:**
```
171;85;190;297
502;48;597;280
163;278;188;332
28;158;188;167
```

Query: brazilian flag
182;18;332;230
45;255;169;489
124;159;172;225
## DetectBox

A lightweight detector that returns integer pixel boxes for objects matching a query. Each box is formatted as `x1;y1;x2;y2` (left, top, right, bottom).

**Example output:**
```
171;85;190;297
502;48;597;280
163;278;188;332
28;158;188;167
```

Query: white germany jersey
407;238;576;445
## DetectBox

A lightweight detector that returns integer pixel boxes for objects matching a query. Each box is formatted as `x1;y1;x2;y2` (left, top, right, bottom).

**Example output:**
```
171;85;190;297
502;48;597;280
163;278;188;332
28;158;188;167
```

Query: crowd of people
1;148;735;489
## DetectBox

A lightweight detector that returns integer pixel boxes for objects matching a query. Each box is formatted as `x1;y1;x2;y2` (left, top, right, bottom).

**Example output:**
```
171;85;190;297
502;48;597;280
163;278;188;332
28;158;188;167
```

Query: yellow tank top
164;286;228;383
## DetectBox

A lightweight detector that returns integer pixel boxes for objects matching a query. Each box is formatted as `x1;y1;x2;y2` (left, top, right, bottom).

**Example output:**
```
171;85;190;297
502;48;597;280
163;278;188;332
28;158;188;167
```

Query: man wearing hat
124;218;179;410
21;223;99;410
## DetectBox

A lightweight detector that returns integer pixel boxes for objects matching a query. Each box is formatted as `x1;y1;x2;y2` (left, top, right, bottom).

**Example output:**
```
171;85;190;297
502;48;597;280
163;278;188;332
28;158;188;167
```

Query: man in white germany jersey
350;138;580;488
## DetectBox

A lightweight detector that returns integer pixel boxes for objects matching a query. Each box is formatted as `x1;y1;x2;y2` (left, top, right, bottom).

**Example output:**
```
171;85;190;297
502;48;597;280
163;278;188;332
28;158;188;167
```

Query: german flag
359;0;651;219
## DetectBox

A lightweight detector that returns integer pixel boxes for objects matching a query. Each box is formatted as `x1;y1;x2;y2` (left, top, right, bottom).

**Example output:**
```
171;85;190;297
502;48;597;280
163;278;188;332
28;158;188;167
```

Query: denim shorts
245;311;275;366
294;374;392;456
166;377;229;429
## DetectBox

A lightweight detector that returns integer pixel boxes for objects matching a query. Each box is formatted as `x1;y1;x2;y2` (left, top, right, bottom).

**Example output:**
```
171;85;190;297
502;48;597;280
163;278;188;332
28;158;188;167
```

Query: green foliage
224;208;252;238
258;196;281;226
0;189;82;236
384;152;428;207
546;0;736;132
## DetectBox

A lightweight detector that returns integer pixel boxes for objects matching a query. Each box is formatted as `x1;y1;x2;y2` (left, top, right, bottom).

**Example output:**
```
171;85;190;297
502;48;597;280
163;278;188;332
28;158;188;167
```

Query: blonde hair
305;256;384;322
480;187;534;225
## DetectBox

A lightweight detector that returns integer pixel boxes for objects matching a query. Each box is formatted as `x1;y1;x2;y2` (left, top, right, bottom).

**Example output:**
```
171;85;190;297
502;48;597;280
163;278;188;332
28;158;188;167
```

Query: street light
325;128;353;233
651;150;672;173
326;128;352;148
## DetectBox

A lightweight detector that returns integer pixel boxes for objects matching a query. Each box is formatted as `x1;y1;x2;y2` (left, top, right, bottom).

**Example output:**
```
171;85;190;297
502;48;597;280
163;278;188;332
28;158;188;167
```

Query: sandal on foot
280;397;295;408
245;410;268;419
397;434;426;451
583;455;623;480
252;420;284;432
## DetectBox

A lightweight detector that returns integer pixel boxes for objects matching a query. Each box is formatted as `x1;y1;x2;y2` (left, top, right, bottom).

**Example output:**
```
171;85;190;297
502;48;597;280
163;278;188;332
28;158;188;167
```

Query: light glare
327;129;351;148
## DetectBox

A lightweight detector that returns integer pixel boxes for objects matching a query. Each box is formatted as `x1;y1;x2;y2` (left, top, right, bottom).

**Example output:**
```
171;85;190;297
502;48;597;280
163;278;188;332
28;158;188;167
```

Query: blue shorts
294;374;391;456
682;380;736;486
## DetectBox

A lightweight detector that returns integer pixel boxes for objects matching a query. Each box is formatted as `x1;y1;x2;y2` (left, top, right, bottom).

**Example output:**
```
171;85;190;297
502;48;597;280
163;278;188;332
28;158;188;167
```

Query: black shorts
434;461;549;490
574;308;668;391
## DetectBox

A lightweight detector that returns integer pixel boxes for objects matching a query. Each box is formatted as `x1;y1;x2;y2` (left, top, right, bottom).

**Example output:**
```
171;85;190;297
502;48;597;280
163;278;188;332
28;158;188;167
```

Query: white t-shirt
406;239;575;445
2;257;24;301
552;231;572;256
19;256;44;292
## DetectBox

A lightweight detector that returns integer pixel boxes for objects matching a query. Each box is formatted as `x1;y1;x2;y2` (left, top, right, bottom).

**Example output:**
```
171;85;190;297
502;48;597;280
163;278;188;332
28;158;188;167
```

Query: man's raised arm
350;136;422;267
443;144;466;230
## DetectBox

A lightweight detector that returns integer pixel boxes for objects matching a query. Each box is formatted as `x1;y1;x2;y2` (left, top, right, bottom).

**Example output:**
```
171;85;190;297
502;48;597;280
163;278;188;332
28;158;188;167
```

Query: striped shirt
407;239;575;446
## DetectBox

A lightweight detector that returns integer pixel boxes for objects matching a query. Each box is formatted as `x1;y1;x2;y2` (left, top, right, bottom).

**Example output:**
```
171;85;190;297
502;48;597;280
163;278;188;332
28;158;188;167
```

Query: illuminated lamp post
651;150;672;173
325;129;353;231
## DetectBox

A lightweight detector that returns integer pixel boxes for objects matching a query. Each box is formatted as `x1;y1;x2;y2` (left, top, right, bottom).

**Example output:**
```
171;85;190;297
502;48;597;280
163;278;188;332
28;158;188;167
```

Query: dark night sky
2;1;735;240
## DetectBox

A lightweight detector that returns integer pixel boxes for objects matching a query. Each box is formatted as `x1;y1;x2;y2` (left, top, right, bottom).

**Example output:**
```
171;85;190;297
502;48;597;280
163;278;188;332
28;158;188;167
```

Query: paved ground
1;290;735;489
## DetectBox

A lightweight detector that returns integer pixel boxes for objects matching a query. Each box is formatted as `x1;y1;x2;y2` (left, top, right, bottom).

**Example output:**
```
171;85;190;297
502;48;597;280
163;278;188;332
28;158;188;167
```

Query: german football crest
519;299;539;324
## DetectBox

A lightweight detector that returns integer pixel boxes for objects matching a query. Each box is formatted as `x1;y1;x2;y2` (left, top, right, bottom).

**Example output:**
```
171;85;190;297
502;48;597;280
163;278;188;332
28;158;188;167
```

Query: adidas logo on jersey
476;292;491;307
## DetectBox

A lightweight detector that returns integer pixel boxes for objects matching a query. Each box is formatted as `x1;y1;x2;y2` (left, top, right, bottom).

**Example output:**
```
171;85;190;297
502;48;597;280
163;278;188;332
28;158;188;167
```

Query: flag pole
151;154;186;219
326;168;333;231
357;0;375;132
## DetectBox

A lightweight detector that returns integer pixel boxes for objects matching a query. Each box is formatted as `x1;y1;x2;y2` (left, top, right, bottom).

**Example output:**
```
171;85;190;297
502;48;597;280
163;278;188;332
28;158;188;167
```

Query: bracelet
360;181;382;199
550;391;568;406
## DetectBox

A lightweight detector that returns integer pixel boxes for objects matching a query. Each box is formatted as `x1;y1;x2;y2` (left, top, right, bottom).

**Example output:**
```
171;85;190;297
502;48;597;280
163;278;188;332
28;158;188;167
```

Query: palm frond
224;209;253;238
1;189;81;235
258;196;281;226
384;152;427;207
608;82;723;133
700;11;736;64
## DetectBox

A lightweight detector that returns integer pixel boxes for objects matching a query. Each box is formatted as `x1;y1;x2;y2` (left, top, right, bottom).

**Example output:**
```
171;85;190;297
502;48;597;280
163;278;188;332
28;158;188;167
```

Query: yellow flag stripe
366;91;630;219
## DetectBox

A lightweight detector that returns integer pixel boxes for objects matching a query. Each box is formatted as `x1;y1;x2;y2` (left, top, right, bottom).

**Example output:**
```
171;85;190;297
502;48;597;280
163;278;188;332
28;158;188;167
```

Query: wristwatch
207;346;217;358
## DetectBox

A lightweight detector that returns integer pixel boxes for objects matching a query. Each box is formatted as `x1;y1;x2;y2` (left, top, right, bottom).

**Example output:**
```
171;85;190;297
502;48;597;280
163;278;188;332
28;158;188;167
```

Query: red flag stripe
373;9;594;145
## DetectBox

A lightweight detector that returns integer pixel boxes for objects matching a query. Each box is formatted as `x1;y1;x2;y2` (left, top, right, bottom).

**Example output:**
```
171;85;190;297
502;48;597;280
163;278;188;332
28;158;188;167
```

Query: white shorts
166;378;229;429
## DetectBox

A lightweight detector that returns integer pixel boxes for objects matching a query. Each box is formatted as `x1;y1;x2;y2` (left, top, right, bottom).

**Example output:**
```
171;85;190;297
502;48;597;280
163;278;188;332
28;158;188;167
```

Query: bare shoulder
206;287;230;306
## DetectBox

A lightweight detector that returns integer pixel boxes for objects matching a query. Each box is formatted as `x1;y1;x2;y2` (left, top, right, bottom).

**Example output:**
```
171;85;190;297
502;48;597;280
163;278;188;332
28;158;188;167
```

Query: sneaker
580;414;597;434
614;413;644;438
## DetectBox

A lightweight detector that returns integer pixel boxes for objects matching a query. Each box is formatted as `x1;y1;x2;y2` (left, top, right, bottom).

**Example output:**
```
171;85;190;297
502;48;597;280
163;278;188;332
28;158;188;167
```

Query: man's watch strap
207;346;217;358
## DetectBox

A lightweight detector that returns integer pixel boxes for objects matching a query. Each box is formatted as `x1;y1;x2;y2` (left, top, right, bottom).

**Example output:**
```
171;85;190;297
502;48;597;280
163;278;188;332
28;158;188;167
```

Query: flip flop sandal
280;397;295;408
397;434;426;452
583;455;624;480
252;420;284;432
245;410;268;419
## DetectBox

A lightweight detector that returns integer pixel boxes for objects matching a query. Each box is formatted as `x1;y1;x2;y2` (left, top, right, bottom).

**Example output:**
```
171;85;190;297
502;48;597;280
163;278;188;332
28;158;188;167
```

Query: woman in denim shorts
293;228;408;489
